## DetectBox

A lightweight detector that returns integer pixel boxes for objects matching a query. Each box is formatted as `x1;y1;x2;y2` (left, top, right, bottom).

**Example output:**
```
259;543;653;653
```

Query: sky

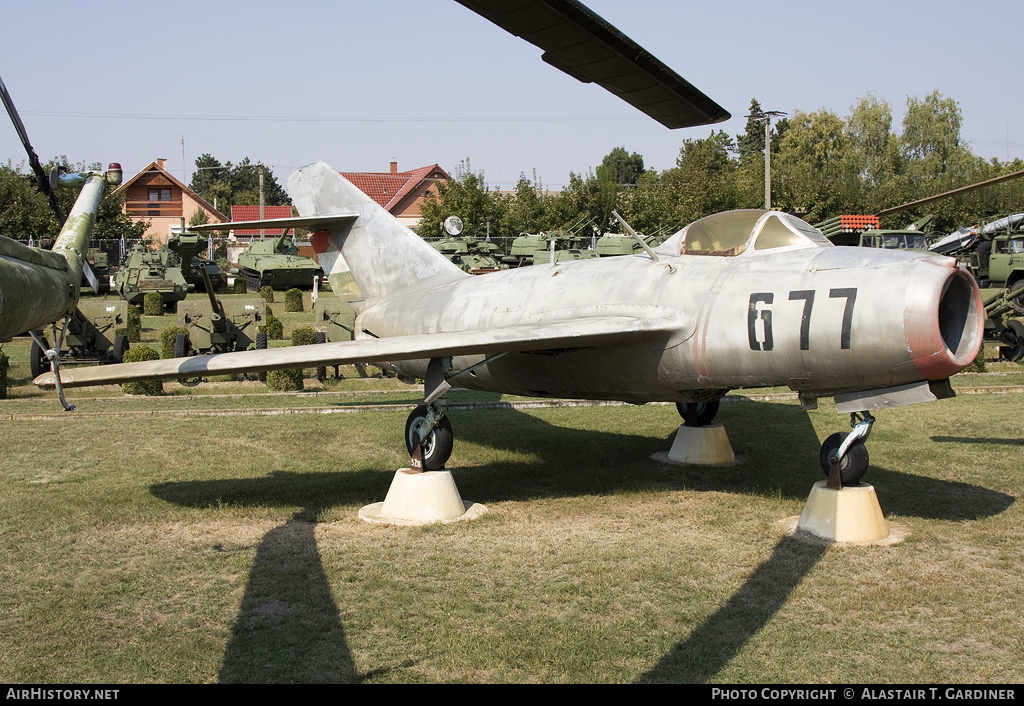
2;0;1022;194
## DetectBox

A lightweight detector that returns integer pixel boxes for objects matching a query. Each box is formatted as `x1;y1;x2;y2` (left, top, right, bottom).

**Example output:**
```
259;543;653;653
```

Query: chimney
389;159;398;174
157;158;167;171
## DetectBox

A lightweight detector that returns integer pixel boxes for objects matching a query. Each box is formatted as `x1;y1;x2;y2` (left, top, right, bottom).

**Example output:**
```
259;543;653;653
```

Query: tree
417;159;505;239
598;147;645;186
664;130;739;224
188;154;290;214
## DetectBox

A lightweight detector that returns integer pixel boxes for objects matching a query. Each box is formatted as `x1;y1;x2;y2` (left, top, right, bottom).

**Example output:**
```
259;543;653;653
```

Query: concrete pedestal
359;469;487;526
796;480;888;543
657;423;736;465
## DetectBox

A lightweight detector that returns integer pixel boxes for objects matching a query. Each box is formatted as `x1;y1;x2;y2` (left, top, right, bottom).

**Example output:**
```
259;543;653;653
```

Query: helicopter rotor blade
0;74;66;227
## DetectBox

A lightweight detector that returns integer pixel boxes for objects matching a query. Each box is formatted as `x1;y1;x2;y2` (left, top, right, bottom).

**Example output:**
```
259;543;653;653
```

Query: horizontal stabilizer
189;213;359;232
35;313;691;389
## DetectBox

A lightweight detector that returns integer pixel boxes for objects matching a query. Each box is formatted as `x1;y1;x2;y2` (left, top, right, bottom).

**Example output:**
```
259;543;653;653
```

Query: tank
113;242;190;307
236;231;323;291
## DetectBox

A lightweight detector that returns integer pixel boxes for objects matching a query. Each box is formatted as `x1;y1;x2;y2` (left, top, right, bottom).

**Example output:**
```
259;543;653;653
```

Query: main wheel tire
256;332;268;382
29;338;49;379
819;432;870;486
405;405;454;471
314;331;327;380
675;399;721;426
174;333;190;359
112;334;130;364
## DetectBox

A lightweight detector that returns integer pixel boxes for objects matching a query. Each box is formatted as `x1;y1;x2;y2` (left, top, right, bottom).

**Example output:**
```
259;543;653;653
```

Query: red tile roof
230;205;293;235
341;165;447;211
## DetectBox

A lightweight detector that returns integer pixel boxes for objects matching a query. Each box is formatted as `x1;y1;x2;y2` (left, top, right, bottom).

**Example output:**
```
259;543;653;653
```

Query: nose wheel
405;404;453;471
819;411;874;487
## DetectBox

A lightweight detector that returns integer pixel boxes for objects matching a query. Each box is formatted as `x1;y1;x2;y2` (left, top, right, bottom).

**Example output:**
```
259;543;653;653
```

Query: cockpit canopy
656;210;831;257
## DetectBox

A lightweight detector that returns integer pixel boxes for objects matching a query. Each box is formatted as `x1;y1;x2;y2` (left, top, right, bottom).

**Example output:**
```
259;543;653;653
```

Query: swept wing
35;311;693;388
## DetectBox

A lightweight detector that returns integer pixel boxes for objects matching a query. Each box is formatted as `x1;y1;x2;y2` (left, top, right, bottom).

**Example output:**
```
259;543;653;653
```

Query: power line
22;111;646;124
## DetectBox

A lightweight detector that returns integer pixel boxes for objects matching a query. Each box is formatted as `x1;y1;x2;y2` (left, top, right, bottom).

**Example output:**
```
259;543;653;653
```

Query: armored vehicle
236;231;322;291
114;242;190;307
173;264;266;356
29;300;130;377
167;233;223;292
431;236;502;273
501;229;598;267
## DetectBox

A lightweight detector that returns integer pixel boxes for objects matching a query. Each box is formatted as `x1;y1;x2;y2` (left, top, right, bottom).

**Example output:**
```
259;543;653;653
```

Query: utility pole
761;110;782;209
259;164;265;238
751;110;787;210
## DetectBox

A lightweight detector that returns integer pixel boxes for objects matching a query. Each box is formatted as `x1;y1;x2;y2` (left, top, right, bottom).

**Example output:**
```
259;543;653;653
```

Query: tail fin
289;162;466;306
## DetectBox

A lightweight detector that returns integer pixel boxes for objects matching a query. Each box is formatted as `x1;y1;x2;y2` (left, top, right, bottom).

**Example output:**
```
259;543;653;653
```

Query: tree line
418;92;1024;241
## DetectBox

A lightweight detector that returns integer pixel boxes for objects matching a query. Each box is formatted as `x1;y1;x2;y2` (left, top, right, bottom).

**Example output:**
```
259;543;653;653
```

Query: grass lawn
0;377;1021;683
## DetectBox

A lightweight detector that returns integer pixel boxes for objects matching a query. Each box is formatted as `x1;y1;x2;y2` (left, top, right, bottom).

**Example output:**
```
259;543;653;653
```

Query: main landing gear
819;411;875;487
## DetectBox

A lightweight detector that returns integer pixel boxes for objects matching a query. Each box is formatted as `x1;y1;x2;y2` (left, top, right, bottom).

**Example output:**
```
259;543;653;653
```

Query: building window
148;188;172;201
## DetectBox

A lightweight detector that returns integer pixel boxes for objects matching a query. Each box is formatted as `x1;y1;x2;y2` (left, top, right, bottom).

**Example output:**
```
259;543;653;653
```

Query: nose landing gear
819;411;875;487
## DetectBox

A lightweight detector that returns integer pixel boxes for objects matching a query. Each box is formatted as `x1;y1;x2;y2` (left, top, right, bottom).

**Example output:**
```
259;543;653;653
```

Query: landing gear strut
819;411;875;487
29;317;76;411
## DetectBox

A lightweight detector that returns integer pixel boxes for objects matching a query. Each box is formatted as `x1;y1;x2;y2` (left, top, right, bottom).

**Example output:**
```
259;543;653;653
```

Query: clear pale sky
2;0;1021;192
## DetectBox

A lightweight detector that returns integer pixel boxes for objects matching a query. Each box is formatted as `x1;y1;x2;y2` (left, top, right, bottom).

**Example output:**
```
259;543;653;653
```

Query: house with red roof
113;159;228;244
341;161;449;230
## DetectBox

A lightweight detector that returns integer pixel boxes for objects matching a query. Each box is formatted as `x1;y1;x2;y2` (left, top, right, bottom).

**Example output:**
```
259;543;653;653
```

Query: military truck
173;264;266;356
114;242;190;307
29;300;130;377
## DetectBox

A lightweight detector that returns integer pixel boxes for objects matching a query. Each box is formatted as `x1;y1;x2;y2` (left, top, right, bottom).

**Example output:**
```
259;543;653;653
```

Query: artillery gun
29;300;130;377
173;263;266;358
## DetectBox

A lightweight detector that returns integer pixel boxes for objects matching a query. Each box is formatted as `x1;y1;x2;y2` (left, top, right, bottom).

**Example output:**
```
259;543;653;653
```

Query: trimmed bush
233;278;247;294
121;346;162;396
284;288;304;312
143;291;164;316
259;286;275;303
161;327;190;359
291;325;316;347
264;315;284;340
964;348;987;373
125;306;142;342
265;368;303;391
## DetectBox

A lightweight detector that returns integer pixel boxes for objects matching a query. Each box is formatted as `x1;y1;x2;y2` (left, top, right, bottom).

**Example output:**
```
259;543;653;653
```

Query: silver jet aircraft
37;160;984;484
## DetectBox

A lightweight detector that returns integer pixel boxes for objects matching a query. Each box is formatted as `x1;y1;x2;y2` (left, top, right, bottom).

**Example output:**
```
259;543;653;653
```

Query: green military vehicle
114;242;190;308
502;229;598;267
173;264;266;357
431;236;503;273
236;231;322;291
167;232;223;293
29;300;130;377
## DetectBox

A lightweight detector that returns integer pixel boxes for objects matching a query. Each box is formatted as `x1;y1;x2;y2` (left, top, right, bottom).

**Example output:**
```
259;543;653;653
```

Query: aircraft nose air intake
905;264;983;380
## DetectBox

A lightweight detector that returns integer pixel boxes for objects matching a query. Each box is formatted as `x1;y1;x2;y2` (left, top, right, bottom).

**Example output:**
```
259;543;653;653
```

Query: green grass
0;389;1021;683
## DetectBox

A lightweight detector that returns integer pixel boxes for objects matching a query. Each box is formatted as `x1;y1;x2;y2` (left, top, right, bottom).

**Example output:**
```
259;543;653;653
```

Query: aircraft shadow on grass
148;403;1013;683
